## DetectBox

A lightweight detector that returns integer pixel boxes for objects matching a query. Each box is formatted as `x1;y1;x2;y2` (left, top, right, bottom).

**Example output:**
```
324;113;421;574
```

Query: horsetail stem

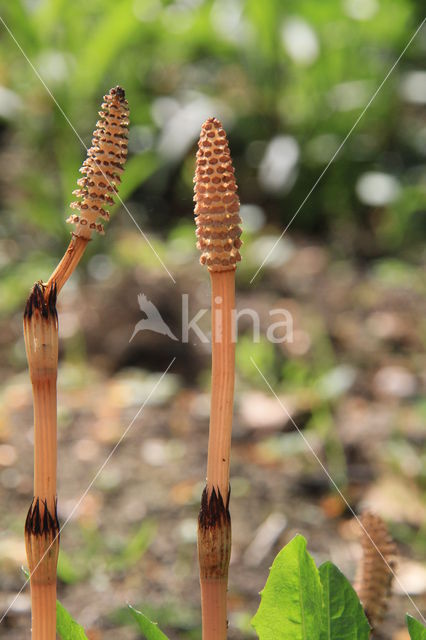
23;282;59;639
194;117;242;640
24;87;129;638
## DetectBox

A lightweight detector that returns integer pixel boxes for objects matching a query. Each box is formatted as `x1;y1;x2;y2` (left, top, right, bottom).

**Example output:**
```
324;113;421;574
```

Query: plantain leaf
56;601;89;640
251;534;322;640
129;605;170;639
407;614;426;639
319;562;370;640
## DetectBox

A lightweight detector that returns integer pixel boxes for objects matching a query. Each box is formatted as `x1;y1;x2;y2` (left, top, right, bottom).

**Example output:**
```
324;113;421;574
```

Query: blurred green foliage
113;600;201;638
55;518;156;586
0;0;425;313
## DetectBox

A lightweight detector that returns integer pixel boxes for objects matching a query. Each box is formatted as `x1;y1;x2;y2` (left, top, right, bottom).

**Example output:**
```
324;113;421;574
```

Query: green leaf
251;534;322;640
56;601;89;640
407;614;426;639
319;562;370;640
129;605;170;640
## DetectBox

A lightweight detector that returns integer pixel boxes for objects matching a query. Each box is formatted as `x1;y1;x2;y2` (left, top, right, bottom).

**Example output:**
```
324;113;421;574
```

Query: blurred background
0;0;425;638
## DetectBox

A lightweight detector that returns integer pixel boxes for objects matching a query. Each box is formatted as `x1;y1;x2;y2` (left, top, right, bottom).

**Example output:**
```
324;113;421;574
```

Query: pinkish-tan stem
206;269;235;500
24;284;59;640
30;584;57;640
47;235;89;295
200;579;228;640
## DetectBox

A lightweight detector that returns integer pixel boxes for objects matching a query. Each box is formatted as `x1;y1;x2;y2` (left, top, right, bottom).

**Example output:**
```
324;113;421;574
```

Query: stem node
198;485;231;581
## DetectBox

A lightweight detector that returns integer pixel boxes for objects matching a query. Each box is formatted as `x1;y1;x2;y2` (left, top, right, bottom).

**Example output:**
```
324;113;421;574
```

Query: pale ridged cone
355;512;397;630
67;86;129;238
194;118;242;271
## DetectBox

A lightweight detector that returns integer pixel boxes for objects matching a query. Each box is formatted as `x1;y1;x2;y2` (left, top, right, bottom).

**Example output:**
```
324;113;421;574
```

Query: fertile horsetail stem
24;87;129;639
194;117;242;640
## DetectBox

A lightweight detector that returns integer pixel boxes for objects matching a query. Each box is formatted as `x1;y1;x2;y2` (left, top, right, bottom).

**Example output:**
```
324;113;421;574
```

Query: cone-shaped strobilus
355;512;397;632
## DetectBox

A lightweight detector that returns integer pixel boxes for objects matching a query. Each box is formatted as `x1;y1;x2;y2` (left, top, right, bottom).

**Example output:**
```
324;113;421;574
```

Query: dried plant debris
355;512;397;631
68;86;129;238
194;117;242;271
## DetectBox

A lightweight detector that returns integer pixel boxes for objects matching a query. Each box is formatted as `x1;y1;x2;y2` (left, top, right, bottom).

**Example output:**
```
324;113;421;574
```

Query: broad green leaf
56;601;89;640
407;614;426;639
129;605;170;640
251;534;322;640
319;562;370;640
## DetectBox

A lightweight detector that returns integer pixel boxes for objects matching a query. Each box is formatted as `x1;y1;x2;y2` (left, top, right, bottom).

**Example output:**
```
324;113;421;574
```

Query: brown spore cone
194;117;242;272
355;512;397;630
67;86;129;238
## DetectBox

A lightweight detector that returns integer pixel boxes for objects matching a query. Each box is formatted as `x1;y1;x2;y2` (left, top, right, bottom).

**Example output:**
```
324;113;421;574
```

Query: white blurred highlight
259;135;300;193
400;71;426;105
356;172;400;206
281;17;319;66
154;94;232;161
343;0;379;21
